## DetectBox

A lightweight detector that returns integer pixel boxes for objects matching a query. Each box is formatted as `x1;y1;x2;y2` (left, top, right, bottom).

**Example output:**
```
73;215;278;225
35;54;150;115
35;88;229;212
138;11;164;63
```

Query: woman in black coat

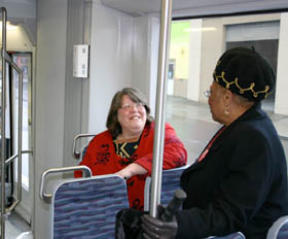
142;47;288;239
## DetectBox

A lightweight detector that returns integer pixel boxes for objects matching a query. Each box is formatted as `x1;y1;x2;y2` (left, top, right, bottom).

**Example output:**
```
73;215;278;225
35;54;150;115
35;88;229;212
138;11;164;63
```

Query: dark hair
106;88;153;138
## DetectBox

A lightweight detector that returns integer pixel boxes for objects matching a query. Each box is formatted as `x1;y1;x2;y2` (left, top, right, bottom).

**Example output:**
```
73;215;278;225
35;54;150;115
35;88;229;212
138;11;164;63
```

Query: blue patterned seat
161;165;189;206
144;165;245;239
266;215;288;239
52;175;129;239
144;165;189;210
208;232;245;239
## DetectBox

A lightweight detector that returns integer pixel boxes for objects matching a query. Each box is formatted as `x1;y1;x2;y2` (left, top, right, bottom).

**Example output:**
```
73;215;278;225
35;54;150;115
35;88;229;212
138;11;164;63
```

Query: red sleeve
74;142;95;178
74;131;114;177
135;123;187;174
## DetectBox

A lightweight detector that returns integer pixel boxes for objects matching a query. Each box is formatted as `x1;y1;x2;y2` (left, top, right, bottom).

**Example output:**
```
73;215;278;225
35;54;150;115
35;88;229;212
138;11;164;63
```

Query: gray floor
166;96;288;165
166;96;220;165
3;95;288;238
5;212;31;239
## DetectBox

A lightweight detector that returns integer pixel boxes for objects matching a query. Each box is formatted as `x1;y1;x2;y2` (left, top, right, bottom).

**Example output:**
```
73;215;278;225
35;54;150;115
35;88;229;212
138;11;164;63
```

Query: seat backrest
144;167;246;239
144;165;189;211
209;232;245;239
79;145;88;163
266;215;288;239
52;175;129;239
160;168;246;239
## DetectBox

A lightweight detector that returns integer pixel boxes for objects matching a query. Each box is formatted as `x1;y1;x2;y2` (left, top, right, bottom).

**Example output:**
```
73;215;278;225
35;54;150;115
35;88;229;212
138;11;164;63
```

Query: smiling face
117;95;147;138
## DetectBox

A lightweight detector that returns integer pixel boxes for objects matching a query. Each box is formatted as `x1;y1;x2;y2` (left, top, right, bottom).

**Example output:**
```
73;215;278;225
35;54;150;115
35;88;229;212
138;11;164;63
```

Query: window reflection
169;13;287;116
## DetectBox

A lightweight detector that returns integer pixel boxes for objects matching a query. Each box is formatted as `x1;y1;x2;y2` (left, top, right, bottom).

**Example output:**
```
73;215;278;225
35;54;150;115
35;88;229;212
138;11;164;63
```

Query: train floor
5;212;31;239
5;95;288;238
166;95;288;165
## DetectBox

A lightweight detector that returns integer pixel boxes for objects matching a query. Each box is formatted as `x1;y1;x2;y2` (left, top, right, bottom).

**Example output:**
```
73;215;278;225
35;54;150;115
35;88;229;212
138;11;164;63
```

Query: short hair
106;87;153;138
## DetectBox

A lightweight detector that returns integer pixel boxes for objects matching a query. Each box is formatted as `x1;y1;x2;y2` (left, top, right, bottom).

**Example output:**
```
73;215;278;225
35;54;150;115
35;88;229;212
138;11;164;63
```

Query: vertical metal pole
17;70;23;202
149;0;173;217
1;7;7;239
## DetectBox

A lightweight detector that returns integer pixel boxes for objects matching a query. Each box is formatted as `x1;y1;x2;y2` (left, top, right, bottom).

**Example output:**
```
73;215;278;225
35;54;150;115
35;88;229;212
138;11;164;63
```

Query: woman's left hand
115;163;148;180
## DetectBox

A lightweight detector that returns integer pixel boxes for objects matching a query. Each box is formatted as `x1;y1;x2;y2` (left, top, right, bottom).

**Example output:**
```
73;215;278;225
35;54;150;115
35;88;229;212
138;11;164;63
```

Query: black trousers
115;208;146;239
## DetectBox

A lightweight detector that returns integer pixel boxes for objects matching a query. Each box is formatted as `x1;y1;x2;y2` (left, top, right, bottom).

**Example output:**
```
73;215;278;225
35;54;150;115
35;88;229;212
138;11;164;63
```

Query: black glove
141;189;186;239
141;206;178;239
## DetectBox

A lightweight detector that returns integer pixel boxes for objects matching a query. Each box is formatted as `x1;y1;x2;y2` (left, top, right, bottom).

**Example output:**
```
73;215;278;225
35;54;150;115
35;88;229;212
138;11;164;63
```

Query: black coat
176;103;288;239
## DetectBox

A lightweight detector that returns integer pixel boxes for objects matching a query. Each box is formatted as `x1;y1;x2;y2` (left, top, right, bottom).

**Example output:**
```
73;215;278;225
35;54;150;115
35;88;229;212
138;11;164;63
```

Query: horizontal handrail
40;165;92;203
5;200;20;214
5;154;18;165
3;50;23;73
72;133;96;159
5;150;32;165
4;150;33;213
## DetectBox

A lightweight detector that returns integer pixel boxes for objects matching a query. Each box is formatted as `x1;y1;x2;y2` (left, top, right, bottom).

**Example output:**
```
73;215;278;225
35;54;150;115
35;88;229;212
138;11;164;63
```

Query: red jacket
75;122;187;210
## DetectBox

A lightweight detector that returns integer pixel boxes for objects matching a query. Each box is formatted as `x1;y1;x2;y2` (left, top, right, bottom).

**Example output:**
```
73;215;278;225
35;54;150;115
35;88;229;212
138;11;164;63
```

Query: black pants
115;208;147;239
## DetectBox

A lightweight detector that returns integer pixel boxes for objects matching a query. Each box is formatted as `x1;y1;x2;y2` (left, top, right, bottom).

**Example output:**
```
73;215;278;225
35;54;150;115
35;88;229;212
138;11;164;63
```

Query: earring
224;106;229;116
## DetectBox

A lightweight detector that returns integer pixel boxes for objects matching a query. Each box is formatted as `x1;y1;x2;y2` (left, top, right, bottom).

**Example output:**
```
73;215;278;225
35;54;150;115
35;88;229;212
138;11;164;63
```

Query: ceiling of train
0;0;36;45
101;0;288;17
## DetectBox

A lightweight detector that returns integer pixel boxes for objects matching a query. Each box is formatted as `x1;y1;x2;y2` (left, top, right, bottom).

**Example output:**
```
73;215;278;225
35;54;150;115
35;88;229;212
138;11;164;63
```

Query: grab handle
40;165;92;203
72;133;95;159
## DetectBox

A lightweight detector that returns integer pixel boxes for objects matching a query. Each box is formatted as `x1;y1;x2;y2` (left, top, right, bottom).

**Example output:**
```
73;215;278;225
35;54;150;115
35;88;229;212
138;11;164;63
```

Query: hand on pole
141;205;178;239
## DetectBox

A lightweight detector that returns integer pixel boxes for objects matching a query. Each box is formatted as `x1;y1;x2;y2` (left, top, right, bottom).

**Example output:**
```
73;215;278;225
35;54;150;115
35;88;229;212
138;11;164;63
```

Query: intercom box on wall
73;44;89;78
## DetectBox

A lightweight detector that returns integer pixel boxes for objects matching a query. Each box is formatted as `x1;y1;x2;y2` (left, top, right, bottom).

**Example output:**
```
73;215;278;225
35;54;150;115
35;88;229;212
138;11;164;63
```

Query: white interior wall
34;0;68;238
187;19;202;101
88;2;159;133
88;1;134;133
132;15;160;117
131;16;151;106
147;16;160;118
275;13;288;116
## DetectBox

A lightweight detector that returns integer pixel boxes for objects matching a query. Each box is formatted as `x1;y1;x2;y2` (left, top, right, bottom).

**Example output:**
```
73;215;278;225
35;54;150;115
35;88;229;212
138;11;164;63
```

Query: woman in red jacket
75;87;187;210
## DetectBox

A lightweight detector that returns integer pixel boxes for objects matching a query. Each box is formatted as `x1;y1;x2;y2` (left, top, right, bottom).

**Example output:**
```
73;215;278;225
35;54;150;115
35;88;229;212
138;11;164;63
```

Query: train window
11;53;32;190
167;12;288;164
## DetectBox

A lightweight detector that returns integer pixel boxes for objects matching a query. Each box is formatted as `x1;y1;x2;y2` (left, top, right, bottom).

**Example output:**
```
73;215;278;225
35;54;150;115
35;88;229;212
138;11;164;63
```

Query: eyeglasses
203;90;211;98
120;102;144;111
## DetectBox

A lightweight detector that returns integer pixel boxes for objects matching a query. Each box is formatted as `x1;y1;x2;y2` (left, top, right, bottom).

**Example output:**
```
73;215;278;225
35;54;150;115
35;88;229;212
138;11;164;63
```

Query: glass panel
168;12;287;165
12;53;31;190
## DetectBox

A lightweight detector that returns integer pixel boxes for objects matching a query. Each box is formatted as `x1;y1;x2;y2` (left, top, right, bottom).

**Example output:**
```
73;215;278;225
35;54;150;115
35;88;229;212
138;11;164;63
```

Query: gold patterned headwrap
213;47;275;102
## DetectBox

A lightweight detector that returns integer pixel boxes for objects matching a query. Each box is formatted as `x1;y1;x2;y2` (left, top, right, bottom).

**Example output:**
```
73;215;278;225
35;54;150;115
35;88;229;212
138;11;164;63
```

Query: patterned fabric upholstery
278;221;288;239
209;232;245;239
160;166;189;206
144;166;245;239
52;175;129;239
144;165;188;211
266;215;288;239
